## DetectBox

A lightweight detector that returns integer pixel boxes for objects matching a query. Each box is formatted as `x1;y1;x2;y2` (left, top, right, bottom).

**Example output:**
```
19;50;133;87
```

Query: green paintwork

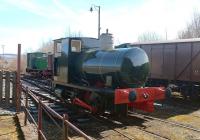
27;52;48;70
34;57;48;70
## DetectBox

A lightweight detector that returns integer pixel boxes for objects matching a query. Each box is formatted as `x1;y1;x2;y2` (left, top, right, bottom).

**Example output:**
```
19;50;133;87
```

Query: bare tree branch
178;12;200;39
138;32;163;42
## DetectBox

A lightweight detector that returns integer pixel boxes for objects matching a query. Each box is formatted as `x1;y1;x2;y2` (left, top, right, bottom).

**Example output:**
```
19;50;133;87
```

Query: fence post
38;100;42;140
24;87;28;126
63;114;69;140
12;72;16;106
16;44;21;112
0;71;2;103
5;71;10;106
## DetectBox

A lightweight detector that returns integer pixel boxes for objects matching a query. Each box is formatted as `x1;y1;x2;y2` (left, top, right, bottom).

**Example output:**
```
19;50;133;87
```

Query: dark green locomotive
53;33;167;114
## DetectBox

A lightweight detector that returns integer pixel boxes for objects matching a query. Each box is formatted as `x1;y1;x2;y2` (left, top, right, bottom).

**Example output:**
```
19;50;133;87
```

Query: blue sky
0;0;200;54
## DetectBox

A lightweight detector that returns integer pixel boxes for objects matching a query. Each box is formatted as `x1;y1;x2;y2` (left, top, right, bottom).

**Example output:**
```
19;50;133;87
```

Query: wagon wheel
189;85;200;101
181;86;189;100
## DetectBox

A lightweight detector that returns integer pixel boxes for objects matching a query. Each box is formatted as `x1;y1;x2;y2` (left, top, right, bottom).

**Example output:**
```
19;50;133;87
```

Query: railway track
21;77;139;139
128;111;200;132
91;114;170;140
21;77;200;140
21;78;92;119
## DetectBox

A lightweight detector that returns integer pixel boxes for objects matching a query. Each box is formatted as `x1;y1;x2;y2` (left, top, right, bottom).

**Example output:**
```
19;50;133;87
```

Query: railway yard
7;75;200;140
2;0;200;139
1;40;200;140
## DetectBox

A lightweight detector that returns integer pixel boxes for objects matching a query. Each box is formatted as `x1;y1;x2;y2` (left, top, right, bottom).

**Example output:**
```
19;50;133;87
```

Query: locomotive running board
53;81;114;94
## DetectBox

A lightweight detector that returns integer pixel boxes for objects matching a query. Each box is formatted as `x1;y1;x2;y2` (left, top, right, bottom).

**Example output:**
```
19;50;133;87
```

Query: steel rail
129;111;200;133
91;115;169;140
21;101;38;128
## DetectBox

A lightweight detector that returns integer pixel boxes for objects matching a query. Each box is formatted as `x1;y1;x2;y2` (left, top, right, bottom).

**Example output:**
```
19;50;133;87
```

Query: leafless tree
38;39;54;53
178;12;200;39
137;32;163;42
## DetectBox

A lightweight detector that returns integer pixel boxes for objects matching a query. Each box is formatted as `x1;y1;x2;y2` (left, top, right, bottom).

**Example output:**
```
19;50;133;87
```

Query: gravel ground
17;113;38;140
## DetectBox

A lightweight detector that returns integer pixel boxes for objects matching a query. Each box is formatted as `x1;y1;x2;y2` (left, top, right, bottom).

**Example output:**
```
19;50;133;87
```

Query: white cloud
1;0;200;54
4;0;77;20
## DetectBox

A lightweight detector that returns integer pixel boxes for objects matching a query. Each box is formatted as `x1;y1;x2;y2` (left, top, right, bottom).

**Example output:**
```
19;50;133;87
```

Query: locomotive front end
80;46;168;112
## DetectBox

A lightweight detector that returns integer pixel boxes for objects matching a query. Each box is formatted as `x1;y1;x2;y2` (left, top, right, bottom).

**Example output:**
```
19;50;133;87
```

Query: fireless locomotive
53;32;170;115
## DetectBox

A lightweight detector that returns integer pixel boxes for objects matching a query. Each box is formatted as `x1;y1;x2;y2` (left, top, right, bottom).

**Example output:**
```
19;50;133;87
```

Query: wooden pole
16;44;21;112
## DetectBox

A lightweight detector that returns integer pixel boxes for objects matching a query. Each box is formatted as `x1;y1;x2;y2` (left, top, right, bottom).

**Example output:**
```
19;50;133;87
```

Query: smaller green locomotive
26;52;53;78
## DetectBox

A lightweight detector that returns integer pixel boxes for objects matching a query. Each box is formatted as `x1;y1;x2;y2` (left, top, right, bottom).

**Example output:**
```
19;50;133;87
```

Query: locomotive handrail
22;85;92;140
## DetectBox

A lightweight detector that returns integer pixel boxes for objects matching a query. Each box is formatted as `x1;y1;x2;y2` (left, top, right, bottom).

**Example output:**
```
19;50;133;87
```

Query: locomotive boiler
53;33;169;115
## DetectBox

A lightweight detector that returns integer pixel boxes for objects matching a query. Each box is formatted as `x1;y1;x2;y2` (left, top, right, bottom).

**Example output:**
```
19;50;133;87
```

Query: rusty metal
63;114;69;140
22;84;92;140
39;130;47;140
21;88;38;127
16;44;21;112
24;87;28;126
38;100;42;140
21;102;38;127
39;93;92;139
41;106;62;129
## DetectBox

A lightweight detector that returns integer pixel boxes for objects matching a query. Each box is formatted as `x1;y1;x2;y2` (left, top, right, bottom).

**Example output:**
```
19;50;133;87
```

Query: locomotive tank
78;47;150;88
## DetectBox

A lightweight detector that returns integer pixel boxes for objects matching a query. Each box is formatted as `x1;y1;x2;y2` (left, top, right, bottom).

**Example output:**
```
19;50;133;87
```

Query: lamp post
90;5;101;39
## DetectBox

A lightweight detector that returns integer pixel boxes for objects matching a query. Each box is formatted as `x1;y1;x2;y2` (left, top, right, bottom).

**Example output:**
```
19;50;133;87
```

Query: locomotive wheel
90;94;105;114
114;104;128;117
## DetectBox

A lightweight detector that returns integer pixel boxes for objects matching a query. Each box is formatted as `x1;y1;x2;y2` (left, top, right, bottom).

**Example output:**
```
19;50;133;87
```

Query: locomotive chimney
100;29;114;50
